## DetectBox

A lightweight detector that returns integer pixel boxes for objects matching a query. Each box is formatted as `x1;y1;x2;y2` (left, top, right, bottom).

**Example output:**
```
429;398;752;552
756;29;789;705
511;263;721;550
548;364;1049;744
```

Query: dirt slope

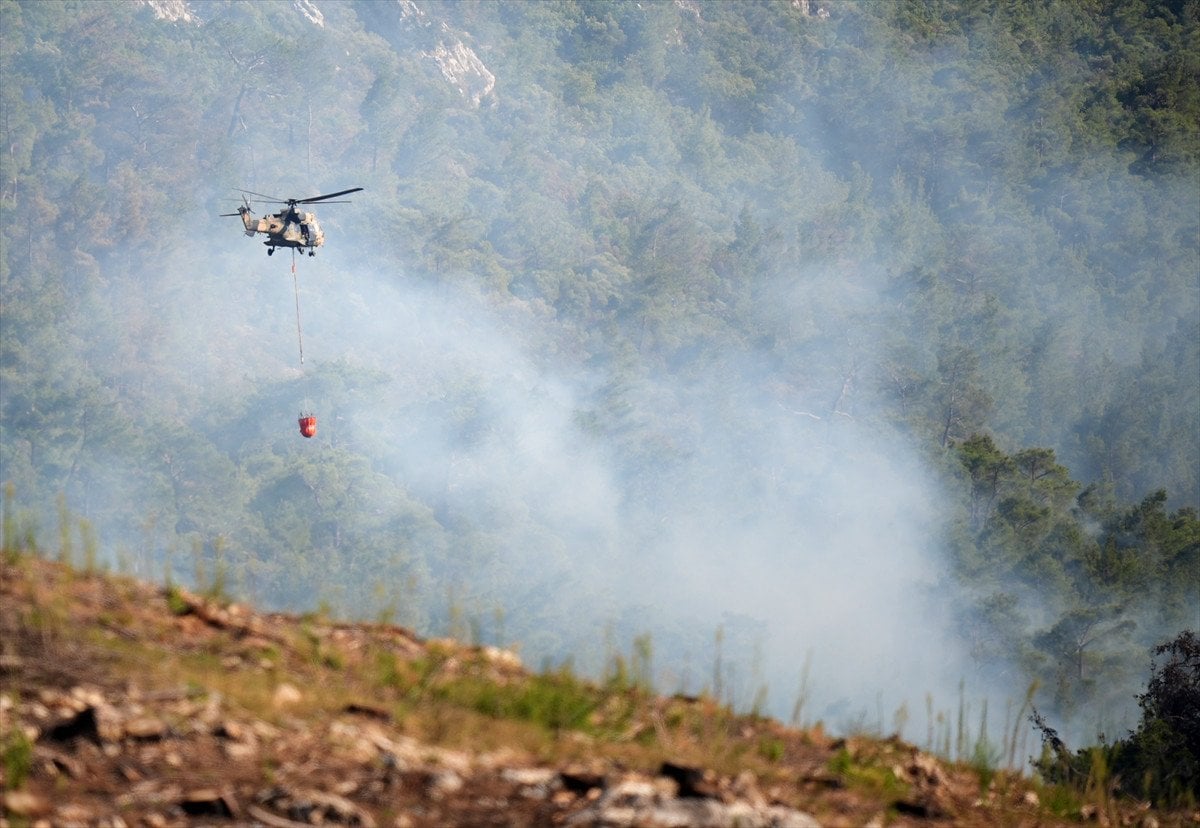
0;555;1176;827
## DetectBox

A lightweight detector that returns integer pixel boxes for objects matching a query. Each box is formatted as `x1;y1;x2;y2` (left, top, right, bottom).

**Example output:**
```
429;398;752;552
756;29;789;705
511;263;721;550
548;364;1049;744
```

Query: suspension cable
291;248;304;365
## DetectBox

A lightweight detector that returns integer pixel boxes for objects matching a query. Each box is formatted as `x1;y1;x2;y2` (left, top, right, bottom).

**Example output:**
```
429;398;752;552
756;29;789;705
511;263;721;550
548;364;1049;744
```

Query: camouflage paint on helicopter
222;187;362;256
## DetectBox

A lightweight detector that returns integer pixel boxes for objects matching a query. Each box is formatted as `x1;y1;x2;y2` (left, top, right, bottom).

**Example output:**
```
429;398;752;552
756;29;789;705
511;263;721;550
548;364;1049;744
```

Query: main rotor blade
295;187;363;204
236;188;286;203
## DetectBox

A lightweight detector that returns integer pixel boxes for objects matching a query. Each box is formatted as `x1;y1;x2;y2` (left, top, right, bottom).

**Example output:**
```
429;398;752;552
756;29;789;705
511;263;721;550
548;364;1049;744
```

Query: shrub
1110;630;1199;806
1031;630;1200;809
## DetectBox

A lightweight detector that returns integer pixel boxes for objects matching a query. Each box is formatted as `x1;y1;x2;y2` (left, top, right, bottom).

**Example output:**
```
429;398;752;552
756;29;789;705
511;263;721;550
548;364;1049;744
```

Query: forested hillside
1;0;1197;749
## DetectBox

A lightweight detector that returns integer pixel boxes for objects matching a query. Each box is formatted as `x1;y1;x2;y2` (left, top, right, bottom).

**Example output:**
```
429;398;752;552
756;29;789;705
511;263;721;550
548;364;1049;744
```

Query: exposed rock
215;719;245;741
273;682;303;707
294;0;323;27
223;739;258;761
566;776;822;828
892;748;956;818
731;770;768;810
115;780;183;809
426;769;464;800
397;0;424;23
793;0;831;18
424;36;495;107
135;0;198;25
124;715;167;740
502;767;560;788
256;785;376;827
481;644;522;672
35;745;85;778
904;750;949;788
354;0;496;108
3;790;51;817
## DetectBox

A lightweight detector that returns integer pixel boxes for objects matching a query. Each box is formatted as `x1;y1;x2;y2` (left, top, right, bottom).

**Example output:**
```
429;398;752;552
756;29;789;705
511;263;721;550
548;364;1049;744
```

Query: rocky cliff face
0;555;1085;827
136;0;199;24
134;0;496;106
360;0;497;107
424;38;496;109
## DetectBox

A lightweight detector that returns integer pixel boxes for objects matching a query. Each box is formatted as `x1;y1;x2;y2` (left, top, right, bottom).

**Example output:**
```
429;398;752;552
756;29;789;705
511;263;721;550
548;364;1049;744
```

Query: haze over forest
1;0;1197;749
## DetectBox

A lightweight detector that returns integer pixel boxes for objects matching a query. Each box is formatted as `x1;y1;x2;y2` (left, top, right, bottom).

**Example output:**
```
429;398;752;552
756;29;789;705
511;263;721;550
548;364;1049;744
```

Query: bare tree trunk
227;83;248;138
941;400;955;447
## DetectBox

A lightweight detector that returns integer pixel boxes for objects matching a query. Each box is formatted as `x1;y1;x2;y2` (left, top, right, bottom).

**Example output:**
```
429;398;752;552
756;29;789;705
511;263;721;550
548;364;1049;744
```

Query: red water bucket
298;414;317;438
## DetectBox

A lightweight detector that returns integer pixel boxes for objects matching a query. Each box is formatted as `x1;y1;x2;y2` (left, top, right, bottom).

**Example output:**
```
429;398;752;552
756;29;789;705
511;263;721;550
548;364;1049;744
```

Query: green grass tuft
437;668;600;735
2;725;34;789
165;584;190;616
758;736;785;763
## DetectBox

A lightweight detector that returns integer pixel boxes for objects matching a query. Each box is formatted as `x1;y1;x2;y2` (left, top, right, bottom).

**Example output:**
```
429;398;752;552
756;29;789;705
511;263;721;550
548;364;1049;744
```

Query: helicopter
221;187;362;256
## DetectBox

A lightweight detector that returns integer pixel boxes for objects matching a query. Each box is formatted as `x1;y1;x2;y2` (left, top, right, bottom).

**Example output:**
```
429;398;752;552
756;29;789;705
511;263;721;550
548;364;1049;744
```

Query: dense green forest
1;0;1197;751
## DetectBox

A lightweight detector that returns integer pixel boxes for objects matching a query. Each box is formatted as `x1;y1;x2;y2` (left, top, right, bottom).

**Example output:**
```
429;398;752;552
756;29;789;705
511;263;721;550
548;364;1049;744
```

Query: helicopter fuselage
238;206;324;255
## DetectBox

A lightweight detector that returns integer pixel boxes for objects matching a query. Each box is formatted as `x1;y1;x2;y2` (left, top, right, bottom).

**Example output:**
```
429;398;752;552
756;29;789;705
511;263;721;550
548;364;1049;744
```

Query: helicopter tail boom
235;205;255;235
221;195;261;235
